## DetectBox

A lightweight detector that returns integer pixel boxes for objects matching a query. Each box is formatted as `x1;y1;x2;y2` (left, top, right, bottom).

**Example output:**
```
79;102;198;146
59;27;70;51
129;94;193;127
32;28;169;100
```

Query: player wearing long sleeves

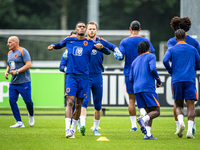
47;21;110;138
167;17;200;135
163;29;200;139
79;22;118;136
116;20;155;131
129;41;161;140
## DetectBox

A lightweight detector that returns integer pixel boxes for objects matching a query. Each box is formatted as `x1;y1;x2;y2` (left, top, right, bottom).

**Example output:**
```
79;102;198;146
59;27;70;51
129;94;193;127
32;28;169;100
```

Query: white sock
65;118;71;130
140;108;146;117
130;116;136;128
175;121;179;130
80;116;86;126
146;126;151;137
177;114;185;127
143;115;150;123
71;119;78;132
94;119;100;130
187;120;194;133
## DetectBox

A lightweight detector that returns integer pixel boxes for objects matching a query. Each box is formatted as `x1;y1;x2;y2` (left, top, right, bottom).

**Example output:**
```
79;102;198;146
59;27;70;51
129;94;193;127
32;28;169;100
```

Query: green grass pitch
0;115;199;150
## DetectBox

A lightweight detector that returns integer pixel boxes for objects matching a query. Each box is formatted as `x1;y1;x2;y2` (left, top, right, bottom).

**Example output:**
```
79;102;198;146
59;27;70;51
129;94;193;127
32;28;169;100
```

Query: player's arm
10;61;31;76
163;50;172;74
59;51;68;73
94;43;111;55
4;65;10;79
149;41;156;54
47;37;68;50
129;62;134;83
149;55;162;87
195;49;200;70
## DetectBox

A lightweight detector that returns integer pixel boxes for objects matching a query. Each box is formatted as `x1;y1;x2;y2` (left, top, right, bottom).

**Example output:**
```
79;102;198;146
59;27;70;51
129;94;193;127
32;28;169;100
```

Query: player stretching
115;20;155;131
130;41;162;140
48;21;110;138
163;29;200;139
79;22;122;136
167;16;200;135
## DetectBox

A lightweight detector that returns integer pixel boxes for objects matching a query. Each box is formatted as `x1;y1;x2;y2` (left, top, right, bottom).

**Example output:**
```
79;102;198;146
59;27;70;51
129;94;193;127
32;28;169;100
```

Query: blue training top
7;47;31;84
167;34;200;55
163;41;200;84
53;36;110;77
88;37;114;76
129;52;159;93
119;35;155;76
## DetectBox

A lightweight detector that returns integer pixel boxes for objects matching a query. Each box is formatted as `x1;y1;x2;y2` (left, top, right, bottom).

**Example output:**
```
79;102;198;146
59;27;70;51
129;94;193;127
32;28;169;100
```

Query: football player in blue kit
130;41;162;140
47;21;110;138
163;29;200;139
115;20;156;131
5;36;35;128
79;22;122;136
167;16;200;135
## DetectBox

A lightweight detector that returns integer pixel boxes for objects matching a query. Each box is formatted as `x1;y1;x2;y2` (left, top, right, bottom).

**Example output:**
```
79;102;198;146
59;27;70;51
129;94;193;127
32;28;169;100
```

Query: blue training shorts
172;82;198;101
65;77;89;98
125;76;134;94
135;92;160;109
82;73;103;110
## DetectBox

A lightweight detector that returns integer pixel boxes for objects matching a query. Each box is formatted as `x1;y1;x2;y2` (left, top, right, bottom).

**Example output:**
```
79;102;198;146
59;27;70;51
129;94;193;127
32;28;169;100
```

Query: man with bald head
5;36;35;128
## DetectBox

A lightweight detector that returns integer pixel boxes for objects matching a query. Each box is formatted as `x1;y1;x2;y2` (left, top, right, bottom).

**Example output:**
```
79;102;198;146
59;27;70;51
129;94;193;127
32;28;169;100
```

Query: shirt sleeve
149;55;159;79
22;48;31;62
163;49;172;73
59;51;68;72
118;40;125;60
99;37;117;51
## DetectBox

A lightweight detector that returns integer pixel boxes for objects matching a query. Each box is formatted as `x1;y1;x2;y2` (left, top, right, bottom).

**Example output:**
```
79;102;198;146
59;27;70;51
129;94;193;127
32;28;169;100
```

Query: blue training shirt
167;35;200;55
129;52;159;93
7;47;31;84
163;41;200;84
119;35;155;76
53;36;110;76
88;37;114;76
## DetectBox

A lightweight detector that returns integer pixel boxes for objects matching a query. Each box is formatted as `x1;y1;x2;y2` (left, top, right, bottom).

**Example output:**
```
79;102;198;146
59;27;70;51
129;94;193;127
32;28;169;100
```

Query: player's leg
185;99;195;139
173;102;179;134
19;82;34;127
184;82;196;138
125;76;137;131
92;74;103;136
9;84;25;128
79;78;92;130
75;78;89;136
173;82;185;138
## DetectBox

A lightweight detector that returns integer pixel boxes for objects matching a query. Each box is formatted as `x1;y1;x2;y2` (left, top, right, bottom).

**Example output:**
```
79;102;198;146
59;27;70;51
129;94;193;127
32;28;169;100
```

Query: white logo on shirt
10;61;16;70
73;46;83;56
91;49;97;55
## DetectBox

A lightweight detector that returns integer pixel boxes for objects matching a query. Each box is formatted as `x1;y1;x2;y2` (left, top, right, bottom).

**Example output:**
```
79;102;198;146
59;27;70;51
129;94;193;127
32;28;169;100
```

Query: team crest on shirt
14;54;18;58
91;49;97;55
73;46;83;56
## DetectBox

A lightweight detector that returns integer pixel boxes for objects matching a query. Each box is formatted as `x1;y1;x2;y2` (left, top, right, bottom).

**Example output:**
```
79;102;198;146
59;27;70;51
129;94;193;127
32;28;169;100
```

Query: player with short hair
5;36;35;128
116;20;156;131
163;29;200;139
167;16;200;135
78;21;121;136
48;21;110;138
130;41;162;140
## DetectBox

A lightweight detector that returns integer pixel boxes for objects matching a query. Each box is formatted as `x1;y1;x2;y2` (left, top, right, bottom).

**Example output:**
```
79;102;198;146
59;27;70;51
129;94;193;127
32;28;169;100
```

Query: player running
130;41;162;140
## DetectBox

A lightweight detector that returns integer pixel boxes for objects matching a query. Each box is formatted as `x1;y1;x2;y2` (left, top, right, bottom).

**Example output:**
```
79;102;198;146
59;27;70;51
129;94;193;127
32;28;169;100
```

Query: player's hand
63;50;68;60
94;43;103;49
47;45;55;50
4;72;9;79
9;70;17;76
156;78;162;88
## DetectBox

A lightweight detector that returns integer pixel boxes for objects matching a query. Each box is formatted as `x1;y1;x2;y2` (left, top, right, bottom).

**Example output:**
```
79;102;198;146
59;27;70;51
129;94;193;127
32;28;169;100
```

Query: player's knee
95;103;101;111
